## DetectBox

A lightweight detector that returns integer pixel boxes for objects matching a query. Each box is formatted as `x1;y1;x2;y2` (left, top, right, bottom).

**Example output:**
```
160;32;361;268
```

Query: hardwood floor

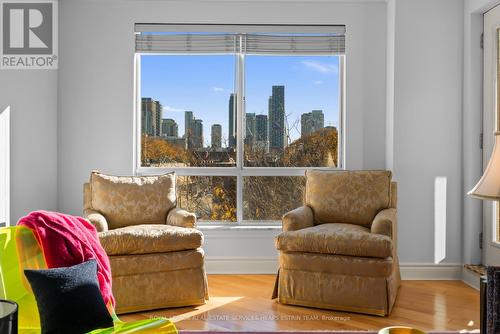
121;275;480;332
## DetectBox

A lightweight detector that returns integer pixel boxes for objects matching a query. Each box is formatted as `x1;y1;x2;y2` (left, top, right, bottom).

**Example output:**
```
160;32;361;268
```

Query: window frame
133;51;346;226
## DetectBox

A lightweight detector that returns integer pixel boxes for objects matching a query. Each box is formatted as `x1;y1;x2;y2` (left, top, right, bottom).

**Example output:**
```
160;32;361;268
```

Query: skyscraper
192;119;203;149
301;110;324;137
312;110;324;130
161;118;178;137
228;93;237;148
142;98;162;136
211;124;222;149
141;101;153;136
301;113;314;137
268;86;285;152
154;101;162;136
245;113;256;146
185;111;193;149
255;114;268;152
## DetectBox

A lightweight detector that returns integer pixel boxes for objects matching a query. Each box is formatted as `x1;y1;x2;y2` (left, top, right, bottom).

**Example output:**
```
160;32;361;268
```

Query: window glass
177;176;237;222
244;56;340;167
140;55;236;168
243;176;305;221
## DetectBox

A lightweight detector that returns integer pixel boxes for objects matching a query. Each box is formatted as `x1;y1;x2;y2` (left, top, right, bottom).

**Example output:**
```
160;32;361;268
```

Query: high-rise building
301;110;324;137
141;103;153;136
245;113;256;146
142;98;162;136
268;86;285;151
161;118;178;137
312;110;324;130
192;119;203;149
301;113;314;137
256;114;268;141
184;111;204;149
211;124;222;149
154;102;162;136
228;93;237;148
185;111;193;149
255;114;268;152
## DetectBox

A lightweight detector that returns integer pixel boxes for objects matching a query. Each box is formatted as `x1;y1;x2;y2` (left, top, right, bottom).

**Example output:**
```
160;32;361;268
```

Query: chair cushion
305;170;392;226
99;224;203;256
90;171;176;229
275;223;393;259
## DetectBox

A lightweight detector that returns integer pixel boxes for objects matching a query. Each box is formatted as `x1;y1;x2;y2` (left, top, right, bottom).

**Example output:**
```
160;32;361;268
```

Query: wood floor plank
120;275;480;332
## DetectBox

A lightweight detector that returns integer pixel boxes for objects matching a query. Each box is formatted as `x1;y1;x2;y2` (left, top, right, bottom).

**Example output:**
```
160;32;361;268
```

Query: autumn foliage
141;135;190;166
141;128;338;222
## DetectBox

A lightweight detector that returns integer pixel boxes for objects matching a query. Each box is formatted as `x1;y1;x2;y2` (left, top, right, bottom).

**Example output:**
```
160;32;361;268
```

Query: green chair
0;226;177;334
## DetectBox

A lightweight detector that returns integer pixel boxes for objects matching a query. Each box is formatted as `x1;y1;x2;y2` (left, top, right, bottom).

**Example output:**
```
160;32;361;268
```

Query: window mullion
339;55;346;169
134;54;142;175
236;34;245;223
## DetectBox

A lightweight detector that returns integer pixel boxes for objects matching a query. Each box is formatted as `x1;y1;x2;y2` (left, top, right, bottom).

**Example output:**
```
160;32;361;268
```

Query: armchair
83;171;208;314
274;170;400;316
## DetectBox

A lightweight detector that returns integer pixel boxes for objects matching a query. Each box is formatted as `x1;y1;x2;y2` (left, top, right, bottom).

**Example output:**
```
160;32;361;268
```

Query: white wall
0;71;58;224
390;0;464;263
385;0;395;171
0;107;10;226
57;0;388;264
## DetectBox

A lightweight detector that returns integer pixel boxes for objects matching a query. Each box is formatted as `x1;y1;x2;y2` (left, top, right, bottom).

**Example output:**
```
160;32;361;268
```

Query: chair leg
271;269;280;299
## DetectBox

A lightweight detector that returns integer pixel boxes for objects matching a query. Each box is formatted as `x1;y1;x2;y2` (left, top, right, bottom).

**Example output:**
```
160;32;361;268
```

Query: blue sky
141;55;340;146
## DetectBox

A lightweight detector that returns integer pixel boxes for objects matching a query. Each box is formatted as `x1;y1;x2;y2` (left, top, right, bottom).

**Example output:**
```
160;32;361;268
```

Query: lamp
469;131;500;199
468;131;500;334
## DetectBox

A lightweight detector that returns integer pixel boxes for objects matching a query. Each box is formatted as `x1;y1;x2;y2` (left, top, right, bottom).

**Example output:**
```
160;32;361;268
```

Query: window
135;24;345;224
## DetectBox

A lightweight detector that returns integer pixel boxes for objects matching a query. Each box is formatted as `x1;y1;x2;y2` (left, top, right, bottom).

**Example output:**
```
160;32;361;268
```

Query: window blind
135;34;239;54
244;34;345;55
135;24;345;55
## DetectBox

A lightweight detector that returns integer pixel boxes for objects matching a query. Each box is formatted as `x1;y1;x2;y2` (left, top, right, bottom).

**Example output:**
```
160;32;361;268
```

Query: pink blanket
17;210;115;308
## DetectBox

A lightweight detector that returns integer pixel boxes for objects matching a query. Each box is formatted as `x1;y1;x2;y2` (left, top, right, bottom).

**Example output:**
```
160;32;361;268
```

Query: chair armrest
282;206;314;232
166;207;197;228
371;208;397;240
83;209;108;232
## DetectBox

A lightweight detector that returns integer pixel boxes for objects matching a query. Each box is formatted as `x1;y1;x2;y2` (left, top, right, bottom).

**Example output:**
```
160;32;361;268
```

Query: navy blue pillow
24;259;114;334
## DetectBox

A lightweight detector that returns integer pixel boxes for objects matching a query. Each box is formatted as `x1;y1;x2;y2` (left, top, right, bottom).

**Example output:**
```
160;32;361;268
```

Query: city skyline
142;87;332;151
140;55;340;146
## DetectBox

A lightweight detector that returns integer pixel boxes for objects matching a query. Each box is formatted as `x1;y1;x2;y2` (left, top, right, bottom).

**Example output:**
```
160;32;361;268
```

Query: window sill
198;224;282;231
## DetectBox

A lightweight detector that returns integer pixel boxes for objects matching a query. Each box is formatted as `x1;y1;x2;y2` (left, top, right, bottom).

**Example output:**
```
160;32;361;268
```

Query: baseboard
399;263;463;280
461;267;480;290
205;257;463;280
206;257;279;274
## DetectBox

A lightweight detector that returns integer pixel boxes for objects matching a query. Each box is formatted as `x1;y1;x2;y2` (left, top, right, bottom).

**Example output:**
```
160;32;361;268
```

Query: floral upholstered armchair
274;170;400;316
83;171;208;314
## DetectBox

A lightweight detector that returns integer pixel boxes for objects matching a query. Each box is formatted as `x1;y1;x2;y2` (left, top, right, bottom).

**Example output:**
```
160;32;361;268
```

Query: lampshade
469;131;500;200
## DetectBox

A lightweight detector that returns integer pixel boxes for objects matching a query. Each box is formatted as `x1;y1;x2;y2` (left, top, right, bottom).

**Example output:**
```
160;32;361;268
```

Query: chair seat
275;223;393;259
99;224;203;256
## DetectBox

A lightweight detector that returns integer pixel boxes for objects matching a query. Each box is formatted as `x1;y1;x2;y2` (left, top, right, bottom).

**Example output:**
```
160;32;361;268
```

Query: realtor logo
1;0;58;69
